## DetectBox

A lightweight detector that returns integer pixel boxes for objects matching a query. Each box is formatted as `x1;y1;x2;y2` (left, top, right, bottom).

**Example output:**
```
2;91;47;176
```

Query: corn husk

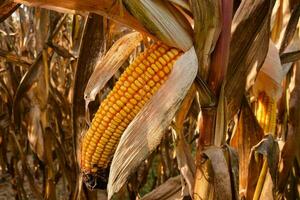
252;41;284;100
107;47;198;199
122;0;193;51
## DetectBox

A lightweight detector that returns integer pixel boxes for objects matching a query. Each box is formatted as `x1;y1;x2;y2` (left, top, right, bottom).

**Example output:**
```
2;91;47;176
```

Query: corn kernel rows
256;92;277;134
81;42;181;172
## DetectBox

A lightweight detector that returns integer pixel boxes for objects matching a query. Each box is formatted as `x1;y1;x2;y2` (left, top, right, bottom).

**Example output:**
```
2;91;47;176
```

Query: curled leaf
84;32;143;105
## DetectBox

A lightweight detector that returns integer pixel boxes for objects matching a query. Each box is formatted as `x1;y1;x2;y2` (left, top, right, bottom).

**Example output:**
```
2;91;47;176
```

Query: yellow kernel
120;85;127;92
120;110;127;117
163;66;170;74
124;81;130;87
112;104;120;111
125;92;131;98
116;100;124;107
142;59;150;66
128;76;134;82
144;85;151;92
131;83;139;91
109;107;116;115
153;75;160;82
139;63;146;70
147;56;155;64
130;98;137;105
135;67;143;74
163;54;170;62
158;71;165;78
124;106;130;113
138;89;146;96
134;80;142;88
134;94;142;101
151;64;159;72
127;103;134;109
147;67;155;75
132;71;139;78
149;80;155;87
158;47;166;54
158;57;167;65
120;96;127;103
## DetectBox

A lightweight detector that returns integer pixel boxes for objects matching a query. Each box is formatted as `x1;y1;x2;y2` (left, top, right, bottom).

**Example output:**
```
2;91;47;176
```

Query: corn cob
255;92;277;134
80;42;181;179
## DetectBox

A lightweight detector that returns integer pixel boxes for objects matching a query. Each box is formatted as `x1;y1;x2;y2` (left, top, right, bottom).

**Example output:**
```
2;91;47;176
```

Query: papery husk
252;41;284;100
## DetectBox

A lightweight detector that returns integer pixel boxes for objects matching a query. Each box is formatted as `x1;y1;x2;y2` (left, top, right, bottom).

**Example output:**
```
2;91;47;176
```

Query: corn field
0;0;300;199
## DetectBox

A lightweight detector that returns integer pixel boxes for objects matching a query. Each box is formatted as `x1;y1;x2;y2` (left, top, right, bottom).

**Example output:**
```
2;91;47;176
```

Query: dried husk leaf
0;0;19;22
123;0;193;51
27;105;44;160
226;0;275;120
230;97;264;196
277;61;300;195
194;146;232;200
279;3;300;53
13;0;149;34
141;176;185;200
252;41;284;100
246;135;279;200
192;0;221;80
167;0;190;12
84;32;143;106
173;84;196;197
107;47;198;199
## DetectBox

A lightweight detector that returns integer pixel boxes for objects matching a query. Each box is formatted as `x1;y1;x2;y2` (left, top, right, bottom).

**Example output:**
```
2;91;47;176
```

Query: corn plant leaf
230;97;264;194
246;135;279;199
141;176;185;200
107;47;198;199
279;3;300;53
191;0;221;80
167;0;191;12
277;61;300;195
225;0;275;120
223;144;239;200
0;0;19;22
122;0;193;51
12;54;43;127
14;0;149;35
194;146;232;200
252;41;284;100
84;32;143;106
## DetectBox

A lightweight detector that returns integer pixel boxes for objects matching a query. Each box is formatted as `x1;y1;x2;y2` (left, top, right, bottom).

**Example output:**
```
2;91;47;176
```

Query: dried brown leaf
194;146;232;200
225;0;275;120
246;135;279;199
84;32;143;105
107;47;198;199
141;176;184;200
192;0;221;80
0;0;19;22
123;0;193;51
230;97;264;195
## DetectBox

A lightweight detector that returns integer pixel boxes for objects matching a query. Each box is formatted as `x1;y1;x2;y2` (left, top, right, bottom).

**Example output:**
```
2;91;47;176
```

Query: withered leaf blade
123;0;193;51
107;47;198;199
223;144;239;200
84;32;143;105
225;0;275;120
141;176;184;200
191;0;221;80
12;54;43;127
246;135;279;199
0;1;19;22
279;3;300;53
194;146;232;200
230;97;264;195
